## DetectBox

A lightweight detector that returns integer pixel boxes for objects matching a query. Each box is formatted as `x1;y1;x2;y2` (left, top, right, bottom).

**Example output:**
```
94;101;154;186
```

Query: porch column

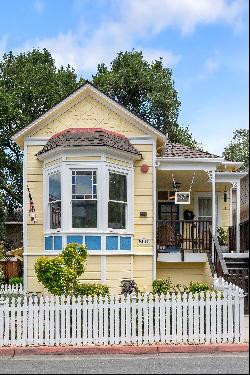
229;187;233;227
236;180;241;252
212;170;216;261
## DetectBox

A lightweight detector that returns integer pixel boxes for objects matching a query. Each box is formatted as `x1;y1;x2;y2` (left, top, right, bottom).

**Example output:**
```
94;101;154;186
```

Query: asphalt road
0;353;249;374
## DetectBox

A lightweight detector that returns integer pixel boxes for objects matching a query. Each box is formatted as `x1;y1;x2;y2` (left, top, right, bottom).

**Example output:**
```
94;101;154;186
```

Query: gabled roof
36;128;142;159
12;81;166;148
161;141;221;159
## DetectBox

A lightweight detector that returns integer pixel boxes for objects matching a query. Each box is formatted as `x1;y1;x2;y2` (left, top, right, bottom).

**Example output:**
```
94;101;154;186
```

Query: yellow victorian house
12;83;247;294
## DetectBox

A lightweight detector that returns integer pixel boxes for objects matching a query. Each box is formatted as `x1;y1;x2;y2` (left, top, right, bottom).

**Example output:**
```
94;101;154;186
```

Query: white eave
215;171;248;183
156;157;224;171
12;83;166;149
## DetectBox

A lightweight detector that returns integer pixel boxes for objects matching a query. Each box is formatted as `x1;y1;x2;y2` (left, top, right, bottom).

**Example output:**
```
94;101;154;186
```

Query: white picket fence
0;284;24;295
0;283;245;346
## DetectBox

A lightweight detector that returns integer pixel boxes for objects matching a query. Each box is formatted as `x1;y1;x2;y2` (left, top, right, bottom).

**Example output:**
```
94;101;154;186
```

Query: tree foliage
0;49;83;211
35;243;88;295
223;129;249;170
92;51;198;148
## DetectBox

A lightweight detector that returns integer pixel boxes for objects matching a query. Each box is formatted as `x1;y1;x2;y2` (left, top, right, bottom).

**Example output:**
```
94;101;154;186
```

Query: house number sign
138;238;150;245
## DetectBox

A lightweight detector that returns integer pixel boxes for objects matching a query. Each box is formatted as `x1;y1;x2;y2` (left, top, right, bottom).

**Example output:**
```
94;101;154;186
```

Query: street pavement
0;353;249;374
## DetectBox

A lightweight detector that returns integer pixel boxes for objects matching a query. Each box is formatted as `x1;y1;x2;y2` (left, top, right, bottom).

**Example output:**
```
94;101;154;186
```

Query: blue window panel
67;235;83;244
45;236;53;251
106;236;118;250
85;236;101;250
120;237;132;251
54;236;62;250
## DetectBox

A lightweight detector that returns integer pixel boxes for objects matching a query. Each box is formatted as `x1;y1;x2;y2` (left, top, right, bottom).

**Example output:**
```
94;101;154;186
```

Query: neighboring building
4;209;23;252
240;169;249;222
12;83;247;293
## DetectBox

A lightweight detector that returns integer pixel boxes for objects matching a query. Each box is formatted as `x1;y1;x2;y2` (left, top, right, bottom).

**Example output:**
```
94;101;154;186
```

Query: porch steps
223;254;249;270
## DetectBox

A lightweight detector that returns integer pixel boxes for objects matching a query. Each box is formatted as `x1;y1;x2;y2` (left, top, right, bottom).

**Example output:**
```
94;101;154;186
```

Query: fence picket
199;292;205;344
82;296;87;345
176;293;182;343
188;293;194;343
154;294;160;343
182;293;188;344
205;291;211;343
114;296;120;344
171;292;177;343
193;293;199;344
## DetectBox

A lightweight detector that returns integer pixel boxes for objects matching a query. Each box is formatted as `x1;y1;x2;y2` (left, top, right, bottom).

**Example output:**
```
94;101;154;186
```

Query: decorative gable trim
12;83;165;148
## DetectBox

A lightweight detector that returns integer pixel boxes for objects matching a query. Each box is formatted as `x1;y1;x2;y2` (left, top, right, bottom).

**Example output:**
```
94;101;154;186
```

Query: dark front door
158;202;179;222
157;202;180;252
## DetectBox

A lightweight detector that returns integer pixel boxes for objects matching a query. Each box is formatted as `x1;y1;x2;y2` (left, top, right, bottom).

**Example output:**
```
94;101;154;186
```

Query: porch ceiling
157;170;231;192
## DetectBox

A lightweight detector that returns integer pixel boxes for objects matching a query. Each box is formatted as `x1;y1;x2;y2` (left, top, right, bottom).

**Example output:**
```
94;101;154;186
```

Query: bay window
46;163;132;234
71;170;97;228
48;172;61;229
108;172;127;229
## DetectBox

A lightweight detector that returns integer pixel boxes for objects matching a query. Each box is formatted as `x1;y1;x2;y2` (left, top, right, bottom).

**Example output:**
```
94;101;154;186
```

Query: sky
0;0;249;155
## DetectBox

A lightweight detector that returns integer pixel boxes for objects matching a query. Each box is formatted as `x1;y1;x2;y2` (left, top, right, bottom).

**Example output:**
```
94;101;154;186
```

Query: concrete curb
0;344;248;356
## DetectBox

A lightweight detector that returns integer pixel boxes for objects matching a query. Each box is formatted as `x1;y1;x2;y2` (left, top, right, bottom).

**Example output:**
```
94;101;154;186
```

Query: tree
92;51;198;148
35;243;88;295
223;129;249;170
0;49;84;212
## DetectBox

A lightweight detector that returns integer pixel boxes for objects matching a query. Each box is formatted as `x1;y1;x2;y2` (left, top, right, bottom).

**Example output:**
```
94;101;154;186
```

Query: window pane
109;173;127;202
49;173;61;202
50;201;61;229
108;201;126;229
75;172;92;195
72;200;97;228
198;198;212;217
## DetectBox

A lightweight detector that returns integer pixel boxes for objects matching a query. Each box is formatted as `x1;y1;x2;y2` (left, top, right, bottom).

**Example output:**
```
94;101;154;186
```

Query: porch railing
156;220;212;260
229;220;249;252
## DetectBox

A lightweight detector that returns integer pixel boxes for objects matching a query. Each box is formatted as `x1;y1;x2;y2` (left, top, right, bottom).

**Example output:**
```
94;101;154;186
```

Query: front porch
155;162;246;263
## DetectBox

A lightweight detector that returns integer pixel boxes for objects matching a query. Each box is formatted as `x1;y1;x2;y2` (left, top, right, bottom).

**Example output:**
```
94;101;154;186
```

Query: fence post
0;297;6;346
239;289;245;343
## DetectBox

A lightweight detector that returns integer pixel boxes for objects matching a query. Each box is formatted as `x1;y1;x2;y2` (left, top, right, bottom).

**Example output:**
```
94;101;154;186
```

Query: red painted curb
0;347;15;356
157;343;249;353
9;343;249;356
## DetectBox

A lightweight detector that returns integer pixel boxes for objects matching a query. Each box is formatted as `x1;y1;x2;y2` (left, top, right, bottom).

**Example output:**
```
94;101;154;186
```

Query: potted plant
217;227;229;252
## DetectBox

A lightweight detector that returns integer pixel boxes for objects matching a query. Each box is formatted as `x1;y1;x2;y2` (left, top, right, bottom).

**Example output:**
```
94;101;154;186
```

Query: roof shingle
36;128;142;158
160;141;221;159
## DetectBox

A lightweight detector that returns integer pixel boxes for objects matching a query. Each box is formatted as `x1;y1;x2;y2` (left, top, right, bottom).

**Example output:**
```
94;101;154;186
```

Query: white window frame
71;169;98;230
194;192;221;227
44;165;62;234
107;168;130;232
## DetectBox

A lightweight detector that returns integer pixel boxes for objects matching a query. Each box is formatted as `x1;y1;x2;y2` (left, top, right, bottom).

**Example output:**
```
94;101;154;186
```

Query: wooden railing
229;220;249;252
210;229;229;278
157;220;212;260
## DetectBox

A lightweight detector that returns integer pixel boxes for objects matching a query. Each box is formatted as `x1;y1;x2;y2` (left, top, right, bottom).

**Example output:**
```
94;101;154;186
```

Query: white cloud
15;0;247;74
33;0;44;14
120;0;247;35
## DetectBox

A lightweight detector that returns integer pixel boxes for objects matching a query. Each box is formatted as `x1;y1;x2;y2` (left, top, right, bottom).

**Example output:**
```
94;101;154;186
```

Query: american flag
27;187;37;223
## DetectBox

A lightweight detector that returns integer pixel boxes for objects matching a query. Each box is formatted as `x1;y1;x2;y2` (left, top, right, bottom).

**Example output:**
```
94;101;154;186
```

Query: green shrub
152;278;212;295
74;283;109;297
152;278;187;294
8;276;23;286
187;281;210;293
35;243;88;296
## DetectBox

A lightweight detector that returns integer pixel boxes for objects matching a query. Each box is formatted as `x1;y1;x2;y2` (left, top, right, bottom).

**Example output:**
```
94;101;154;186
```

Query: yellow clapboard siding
156;262;213;286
